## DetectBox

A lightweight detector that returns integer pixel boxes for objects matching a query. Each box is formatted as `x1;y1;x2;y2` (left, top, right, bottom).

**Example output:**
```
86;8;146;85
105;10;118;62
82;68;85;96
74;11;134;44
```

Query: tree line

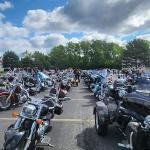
2;39;150;70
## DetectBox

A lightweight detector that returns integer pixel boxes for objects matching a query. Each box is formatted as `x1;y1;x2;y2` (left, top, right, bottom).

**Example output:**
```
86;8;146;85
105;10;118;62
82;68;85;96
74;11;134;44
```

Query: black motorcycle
94;78;150;150
4;97;63;150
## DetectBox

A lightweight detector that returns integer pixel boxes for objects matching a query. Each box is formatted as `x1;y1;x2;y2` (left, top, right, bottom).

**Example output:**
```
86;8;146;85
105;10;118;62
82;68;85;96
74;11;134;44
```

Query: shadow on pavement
83;95;95;100
76;127;98;150
82;100;95;107
76;126;124;150
79;90;91;94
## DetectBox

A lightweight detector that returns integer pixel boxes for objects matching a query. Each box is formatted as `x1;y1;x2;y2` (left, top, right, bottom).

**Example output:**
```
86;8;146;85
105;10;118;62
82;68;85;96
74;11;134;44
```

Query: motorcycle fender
94;101;109;122
4;128;29;150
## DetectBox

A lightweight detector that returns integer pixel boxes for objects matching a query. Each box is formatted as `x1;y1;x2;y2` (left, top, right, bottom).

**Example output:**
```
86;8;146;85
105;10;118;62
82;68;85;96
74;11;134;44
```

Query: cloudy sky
0;0;150;55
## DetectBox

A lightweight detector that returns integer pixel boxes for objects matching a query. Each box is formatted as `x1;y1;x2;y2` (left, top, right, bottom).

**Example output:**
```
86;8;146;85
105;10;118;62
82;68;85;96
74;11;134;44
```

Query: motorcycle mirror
12;111;18;118
36;119;43;125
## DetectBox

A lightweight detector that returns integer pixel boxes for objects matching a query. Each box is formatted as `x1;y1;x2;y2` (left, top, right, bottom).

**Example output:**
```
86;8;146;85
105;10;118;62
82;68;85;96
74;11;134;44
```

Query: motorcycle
46;86;64;115
60;75;71;92
94;77;150;150
3;98;57;150
0;82;30;111
23;75;37;96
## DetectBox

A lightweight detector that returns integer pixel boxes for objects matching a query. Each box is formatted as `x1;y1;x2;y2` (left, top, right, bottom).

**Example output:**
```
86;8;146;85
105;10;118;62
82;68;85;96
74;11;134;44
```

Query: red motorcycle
0;83;30;111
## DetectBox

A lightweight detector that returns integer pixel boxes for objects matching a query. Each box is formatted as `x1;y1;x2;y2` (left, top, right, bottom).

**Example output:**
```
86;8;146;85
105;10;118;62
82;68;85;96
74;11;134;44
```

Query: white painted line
71;98;93;101
0;118;15;121
52;118;94;122
0;118;94;122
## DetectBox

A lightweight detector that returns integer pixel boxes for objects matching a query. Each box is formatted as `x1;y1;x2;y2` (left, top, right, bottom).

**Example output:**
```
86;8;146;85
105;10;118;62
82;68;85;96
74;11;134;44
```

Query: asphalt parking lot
0;80;124;150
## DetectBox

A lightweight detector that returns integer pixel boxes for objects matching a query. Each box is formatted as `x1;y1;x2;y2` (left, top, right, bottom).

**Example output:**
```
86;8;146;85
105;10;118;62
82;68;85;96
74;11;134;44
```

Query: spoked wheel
0;94;12;111
95;111;108;136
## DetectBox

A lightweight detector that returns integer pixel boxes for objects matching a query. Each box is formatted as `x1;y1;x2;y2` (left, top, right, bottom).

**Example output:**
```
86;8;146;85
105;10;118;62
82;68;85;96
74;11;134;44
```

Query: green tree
2;51;20;69
32;51;51;69
123;39;150;68
49;45;67;69
65;42;82;68
21;50;34;68
80;41;91;69
21;56;34;68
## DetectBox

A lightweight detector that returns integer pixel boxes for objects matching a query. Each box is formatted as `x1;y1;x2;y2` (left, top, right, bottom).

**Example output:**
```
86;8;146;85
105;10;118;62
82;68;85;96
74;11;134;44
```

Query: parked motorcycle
23;75;37;96
3;97;61;150
94;77;150;150
0;82;30;111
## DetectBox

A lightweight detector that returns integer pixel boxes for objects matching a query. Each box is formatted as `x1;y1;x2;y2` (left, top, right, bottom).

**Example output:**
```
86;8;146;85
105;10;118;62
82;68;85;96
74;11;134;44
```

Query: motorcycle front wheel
0;94;12;111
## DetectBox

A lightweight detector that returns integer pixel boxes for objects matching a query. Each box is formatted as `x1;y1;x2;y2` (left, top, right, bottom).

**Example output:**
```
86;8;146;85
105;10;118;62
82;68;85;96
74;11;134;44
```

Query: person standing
74;68;80;82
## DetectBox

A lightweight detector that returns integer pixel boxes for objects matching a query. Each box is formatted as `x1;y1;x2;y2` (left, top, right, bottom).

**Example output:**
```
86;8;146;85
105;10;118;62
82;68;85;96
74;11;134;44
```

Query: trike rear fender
94;101;109;122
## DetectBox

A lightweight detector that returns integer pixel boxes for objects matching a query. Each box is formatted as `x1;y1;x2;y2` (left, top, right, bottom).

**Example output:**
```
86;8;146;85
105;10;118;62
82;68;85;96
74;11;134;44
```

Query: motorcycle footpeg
36;136;54;148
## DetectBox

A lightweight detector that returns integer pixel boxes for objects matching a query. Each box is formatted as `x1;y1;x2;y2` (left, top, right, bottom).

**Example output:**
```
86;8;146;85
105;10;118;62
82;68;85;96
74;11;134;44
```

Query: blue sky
0;0;149;55
3;0;67;26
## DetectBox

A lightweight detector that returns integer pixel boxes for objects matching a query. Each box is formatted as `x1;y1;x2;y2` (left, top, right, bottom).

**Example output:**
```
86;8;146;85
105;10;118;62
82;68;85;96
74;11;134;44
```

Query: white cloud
23;0;150;35
68;37;80;43
0;23;29;38
64;0;150;34
0;13;5;20
31;34;66;49
136;34;150;41
121;9;150;33
107;0;132;4
81;32;125;46
23;8;77;34
0;1;13;11
1;0;150;55
0;38;32;55
0;33;68;55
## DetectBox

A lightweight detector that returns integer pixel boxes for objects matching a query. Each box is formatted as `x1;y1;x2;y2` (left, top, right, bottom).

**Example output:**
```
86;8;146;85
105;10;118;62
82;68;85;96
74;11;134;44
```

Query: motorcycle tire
95;111;108;136
130;130;145;150
0;94;12;111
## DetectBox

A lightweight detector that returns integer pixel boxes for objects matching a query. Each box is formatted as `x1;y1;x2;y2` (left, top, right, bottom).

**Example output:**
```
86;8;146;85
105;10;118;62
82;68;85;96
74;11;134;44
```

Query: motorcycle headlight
22;104;37;117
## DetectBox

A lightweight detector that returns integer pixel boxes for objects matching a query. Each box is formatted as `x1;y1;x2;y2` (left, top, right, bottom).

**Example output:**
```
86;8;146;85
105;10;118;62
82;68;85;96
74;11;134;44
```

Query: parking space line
0;118;94;122
52;118;94;122
71;98;92;101
0;118;15;121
